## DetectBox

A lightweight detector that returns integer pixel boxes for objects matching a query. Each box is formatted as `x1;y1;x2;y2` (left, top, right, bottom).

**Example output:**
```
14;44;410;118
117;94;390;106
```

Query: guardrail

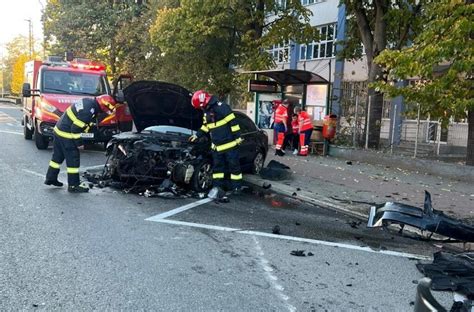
0;96;21;104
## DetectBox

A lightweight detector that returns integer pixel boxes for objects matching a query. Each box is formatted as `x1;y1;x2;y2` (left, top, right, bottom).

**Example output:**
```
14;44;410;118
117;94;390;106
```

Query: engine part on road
367;191;474;242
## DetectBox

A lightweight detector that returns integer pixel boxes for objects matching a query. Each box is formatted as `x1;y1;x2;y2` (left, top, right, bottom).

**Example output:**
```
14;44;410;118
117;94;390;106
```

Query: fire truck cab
22;56;132;149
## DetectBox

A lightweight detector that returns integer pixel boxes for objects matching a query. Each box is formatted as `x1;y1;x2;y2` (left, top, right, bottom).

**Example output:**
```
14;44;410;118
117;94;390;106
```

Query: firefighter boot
68;183;89;193
44;179;64;187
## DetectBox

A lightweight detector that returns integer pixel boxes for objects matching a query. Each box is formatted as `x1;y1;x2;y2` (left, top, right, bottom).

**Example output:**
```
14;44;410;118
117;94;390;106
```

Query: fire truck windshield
41;70;108;96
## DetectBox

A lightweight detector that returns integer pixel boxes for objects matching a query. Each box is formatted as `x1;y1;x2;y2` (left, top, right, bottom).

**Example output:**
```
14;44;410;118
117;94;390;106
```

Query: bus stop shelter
243;69;330;154
243;69;329;125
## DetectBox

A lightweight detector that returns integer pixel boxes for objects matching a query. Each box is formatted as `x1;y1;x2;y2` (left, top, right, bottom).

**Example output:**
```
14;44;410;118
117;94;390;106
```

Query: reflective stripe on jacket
298;111;313;132
197;96;241;150
274;105;288;124
55;98;100;138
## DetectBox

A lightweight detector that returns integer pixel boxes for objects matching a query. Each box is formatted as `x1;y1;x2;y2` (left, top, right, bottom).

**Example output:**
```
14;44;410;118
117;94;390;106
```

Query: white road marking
0;130;22;136
148;218;430;260
146;198;213;221
21;169;45;178
252;236;296;312
81;164;106;171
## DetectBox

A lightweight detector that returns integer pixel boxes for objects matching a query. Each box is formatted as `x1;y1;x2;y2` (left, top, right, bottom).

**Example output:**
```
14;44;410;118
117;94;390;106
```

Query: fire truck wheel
23;118;33;140
34;126;49;150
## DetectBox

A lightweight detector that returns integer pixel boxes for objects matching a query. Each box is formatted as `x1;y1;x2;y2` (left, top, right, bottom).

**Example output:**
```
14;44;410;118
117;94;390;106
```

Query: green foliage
44;0;148;76
374;0;474;121
150;0;317;97
338;0;425;63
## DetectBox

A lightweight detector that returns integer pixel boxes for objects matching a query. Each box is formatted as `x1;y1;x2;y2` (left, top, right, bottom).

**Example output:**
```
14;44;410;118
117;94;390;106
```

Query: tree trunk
466;109;474;166
366;60;384;148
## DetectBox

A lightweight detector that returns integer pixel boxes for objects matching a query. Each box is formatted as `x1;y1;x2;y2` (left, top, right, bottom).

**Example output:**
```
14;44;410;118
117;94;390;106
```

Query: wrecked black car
103;81;268;192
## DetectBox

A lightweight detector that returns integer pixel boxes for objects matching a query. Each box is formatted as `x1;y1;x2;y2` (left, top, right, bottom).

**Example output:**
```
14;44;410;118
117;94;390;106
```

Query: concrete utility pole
38;0;46;58
25;18;33;58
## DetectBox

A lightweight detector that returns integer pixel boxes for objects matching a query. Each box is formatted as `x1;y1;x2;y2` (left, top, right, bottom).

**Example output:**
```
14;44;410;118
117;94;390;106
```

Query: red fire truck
22;56;133;149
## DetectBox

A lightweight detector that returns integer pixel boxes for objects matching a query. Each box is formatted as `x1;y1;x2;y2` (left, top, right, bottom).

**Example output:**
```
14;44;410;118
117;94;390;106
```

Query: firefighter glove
188;134;198;142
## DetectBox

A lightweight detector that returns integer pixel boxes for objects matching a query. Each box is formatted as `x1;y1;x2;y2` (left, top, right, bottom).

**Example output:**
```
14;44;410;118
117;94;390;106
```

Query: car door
235;113;258;165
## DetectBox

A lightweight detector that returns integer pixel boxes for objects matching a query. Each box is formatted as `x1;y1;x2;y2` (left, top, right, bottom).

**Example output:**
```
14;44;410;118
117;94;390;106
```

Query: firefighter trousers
46;134;81;186
212;148;242;189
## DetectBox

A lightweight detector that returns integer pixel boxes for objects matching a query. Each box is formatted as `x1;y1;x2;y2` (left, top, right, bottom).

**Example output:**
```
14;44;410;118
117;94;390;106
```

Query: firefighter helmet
96;94;116;113
191;90;212;109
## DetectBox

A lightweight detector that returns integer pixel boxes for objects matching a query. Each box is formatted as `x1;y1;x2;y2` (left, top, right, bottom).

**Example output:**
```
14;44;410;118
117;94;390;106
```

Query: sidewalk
244;147;474;223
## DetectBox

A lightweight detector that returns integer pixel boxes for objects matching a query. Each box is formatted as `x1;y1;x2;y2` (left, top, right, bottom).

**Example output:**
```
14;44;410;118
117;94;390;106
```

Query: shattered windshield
41;70;108;96
144;125;192;136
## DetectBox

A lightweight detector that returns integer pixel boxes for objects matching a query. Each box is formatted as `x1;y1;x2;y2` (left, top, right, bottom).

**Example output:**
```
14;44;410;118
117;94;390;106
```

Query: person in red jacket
274;99;289;156
294;106;313;156
282;114;300;155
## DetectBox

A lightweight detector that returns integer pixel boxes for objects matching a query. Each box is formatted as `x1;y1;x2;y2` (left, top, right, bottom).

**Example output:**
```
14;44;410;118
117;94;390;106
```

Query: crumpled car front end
104;129;212;192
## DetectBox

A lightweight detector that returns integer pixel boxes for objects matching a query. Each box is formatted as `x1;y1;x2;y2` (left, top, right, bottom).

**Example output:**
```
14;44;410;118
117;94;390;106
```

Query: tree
149;0;317;97
2;36;30;93
374;0;474;165
339;0;425;148
10;54;30;95
43;0;147;76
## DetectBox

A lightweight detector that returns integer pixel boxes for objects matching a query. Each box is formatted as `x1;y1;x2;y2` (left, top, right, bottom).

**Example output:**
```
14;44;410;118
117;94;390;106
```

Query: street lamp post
25;18;33;58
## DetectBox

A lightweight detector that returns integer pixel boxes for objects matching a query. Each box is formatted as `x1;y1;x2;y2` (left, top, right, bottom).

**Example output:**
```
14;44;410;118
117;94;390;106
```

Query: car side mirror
115;89;125;104
22;83;31;98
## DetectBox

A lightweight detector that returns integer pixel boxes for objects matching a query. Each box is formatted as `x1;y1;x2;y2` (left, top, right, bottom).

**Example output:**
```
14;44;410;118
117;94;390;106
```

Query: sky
0;0;44;54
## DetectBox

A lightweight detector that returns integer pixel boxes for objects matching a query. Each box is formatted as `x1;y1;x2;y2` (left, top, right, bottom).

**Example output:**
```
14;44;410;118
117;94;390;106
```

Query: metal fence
336;81;468;157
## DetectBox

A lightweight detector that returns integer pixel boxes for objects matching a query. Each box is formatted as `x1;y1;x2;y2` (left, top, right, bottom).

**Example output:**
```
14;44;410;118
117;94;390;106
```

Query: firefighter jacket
54;98;100;141
274;104;288;125
196;96;242;153
298;111;313;132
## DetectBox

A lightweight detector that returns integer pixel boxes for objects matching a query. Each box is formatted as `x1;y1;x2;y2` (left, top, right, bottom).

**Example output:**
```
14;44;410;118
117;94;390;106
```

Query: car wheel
23;117;33;140
34;123;49;150
191;161;213;192
252;150;265;174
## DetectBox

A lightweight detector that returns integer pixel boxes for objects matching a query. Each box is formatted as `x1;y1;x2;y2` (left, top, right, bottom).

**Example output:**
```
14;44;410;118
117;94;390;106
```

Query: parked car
103;81;268;192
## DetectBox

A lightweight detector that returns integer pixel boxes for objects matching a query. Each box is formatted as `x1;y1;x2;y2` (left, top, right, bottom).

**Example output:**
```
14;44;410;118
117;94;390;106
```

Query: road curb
243;174;368;221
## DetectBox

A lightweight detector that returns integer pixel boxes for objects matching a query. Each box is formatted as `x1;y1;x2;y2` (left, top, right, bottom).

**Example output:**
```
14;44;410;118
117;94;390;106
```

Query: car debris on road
367;191;474;242
414;252;473;311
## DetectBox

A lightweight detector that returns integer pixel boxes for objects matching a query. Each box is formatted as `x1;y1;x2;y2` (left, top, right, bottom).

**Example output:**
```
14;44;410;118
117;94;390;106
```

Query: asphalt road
0;102;453;311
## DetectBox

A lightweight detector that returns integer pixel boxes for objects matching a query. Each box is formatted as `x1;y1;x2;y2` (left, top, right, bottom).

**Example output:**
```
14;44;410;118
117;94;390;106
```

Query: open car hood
123;81;202;133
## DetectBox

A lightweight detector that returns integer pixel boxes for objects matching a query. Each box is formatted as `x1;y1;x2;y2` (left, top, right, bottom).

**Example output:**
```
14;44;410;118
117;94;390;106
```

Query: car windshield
144;125;192;136
41;70;108;96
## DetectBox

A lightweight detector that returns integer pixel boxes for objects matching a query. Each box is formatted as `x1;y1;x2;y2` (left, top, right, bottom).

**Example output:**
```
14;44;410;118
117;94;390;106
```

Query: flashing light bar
69;62;106;71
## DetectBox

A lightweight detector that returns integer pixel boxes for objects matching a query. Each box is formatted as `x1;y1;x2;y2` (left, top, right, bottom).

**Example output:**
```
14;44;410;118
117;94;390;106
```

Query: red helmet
96;94;116;113
191;90;212;109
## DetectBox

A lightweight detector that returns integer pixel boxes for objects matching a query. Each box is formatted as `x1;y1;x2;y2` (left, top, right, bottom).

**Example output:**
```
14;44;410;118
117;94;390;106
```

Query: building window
276;0;287;9
301;0;324;5
269;41;290;63
299;23;337;60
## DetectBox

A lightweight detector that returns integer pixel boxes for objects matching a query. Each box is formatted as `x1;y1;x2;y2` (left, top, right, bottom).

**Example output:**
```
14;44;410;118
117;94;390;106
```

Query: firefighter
274;99;289;156
294;106;313;156
189;90;243;198
44;95;116;193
